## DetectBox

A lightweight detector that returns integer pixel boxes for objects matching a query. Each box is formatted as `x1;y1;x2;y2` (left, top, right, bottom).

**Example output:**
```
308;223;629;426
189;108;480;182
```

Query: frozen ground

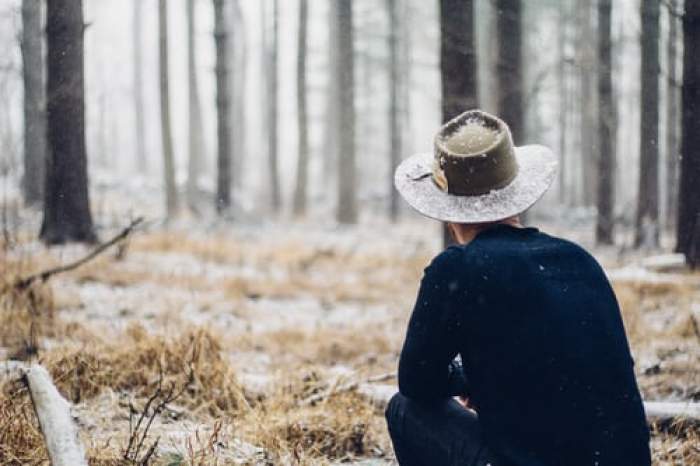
1;212;699;464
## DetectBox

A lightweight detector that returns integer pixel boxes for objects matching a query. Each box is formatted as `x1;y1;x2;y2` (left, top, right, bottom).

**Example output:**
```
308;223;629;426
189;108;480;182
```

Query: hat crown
433;110;519;196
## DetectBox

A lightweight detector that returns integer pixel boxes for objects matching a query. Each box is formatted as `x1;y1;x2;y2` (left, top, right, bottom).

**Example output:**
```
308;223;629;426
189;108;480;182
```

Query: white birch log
359;383;700;422
644;400;700;421
23;364;87;466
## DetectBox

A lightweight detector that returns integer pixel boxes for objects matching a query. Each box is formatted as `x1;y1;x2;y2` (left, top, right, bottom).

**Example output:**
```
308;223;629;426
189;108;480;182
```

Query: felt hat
394;109;557;223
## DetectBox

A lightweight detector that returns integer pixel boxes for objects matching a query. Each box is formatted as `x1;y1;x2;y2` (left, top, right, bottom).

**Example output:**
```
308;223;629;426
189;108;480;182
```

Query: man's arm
398;249;464;402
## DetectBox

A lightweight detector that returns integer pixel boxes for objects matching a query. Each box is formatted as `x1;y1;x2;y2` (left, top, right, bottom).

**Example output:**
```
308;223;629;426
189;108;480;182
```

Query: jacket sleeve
398;249;464;402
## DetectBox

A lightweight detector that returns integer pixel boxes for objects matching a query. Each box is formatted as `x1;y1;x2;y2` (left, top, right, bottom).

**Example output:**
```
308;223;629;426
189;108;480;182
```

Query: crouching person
386;110;651;466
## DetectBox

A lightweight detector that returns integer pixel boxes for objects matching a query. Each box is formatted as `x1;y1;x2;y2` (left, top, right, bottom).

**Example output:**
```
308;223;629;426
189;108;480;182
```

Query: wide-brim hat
394;109;557;223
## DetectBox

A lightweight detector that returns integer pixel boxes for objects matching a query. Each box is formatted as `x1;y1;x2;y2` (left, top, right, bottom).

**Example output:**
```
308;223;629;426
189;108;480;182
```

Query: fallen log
350;381;700;424
22;365;88;466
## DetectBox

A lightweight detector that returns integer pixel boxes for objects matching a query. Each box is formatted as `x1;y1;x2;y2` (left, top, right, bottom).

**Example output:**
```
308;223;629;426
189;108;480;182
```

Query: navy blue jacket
398;224;651;466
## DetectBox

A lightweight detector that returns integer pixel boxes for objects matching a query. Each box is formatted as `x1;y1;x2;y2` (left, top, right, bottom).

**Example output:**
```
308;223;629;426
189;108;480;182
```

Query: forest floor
0;216;699;465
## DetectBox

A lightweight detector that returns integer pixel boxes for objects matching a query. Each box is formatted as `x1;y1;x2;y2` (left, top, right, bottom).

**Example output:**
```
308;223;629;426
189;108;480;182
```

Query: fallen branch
21;364;87;466
299;372;395;406
644;401;700;422
15;217;144;290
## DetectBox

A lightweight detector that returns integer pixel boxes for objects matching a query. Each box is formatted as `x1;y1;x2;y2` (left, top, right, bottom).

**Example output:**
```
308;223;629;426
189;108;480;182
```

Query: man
386;110;651;466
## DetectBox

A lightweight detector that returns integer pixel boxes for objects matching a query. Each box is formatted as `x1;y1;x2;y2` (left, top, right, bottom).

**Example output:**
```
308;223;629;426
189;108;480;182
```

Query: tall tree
577;0;598;207
214;0;232;212
265;0;281;212
323;1;340;206
635;0;660;248
293;0;309;217
557;0;570;203
596;0;615;245
336;0;357;224
677;0;700;267
387;0;401;221
132;0;146;172
159;0;178;217
665;0;680;230
21;0;46;205
231;0;246;190
495;0;523;220
439;0;478;245
187;0;206;208
40;0;95;244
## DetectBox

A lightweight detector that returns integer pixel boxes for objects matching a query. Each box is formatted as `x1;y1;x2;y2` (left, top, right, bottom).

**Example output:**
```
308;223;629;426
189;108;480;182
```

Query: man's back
398;224;651;466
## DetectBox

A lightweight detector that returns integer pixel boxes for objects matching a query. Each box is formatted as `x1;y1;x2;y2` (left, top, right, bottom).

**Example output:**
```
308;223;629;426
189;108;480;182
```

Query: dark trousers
385;392;492;466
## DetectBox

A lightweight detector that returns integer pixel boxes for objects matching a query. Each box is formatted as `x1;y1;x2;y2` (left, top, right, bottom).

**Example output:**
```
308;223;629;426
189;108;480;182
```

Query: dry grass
1;229;699;464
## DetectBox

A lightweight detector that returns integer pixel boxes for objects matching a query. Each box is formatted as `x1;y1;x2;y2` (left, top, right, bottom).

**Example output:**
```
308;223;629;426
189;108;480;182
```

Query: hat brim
394;145;558;223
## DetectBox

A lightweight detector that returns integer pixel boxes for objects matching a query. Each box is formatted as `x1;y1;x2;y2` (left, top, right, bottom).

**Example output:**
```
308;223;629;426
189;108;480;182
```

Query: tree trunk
293;0;309;217
265;0;281;213
439;0;478;246
665;0;680;231
596;0;615;245
132;0;146;173
323;1;340;208
495;0;524;222
677;0;700;268
387;0;401;222
577;0;598;207
40;0;95;244
158;0;178;218
21;0;46;206
231;0;246;190
213;0;231;213
635;0;661;248
186;0;206;209
336;1;357;224
557;0;569;203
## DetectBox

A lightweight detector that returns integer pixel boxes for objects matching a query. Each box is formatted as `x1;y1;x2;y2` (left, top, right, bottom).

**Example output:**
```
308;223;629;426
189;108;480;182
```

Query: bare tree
323;1;340;207
664;0;680;231
635;0;660;248
336;0;357;224
264;0;281;213
293;0;309;217
21;0;45;205
186;0;206;209
557;0;570;203
231;0;246;190
439;0;478;245
132;0;146;173
596;0;615;245
158;0;178;218
495;0;524;221
677;0;700;267
577;0;598;207
214;0;232;213
387;0;401;221
40;0;95;244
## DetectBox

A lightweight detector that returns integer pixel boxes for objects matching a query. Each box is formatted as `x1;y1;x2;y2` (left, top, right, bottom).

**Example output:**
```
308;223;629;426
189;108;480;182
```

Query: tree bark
596;0;615;245
387;0;401;222
577;0;598;207
665;0;680;231
231;0;246;190
21;0;46;206
557;0;569;203
158;0;178;218
336;1;357;224
635;0;661;248
677;0;700;268
132;0;146;173
265;0;281;213
40;0;95;244
439;0;478;246
186;0;206;209
293;0;309;217
495;0;524;223
214;0;232;213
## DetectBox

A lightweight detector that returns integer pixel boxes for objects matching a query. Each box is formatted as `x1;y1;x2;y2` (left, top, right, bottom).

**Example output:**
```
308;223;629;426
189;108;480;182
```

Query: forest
0;0;699;464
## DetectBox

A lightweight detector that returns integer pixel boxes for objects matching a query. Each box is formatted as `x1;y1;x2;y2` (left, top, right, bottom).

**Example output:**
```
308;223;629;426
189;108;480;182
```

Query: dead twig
14;217;144;290
299;372;395;406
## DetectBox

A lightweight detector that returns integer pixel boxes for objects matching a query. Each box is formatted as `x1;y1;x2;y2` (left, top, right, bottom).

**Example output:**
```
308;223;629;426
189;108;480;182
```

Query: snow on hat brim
394;144;557;223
